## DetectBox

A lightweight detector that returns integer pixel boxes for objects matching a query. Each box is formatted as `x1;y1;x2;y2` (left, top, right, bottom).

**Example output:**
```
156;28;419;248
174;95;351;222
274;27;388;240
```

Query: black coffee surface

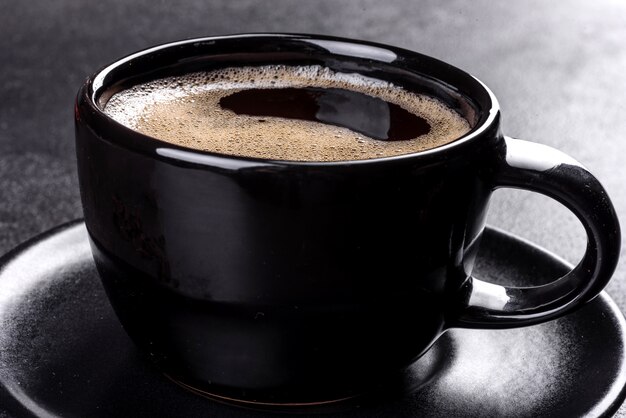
219;87;431;142
103;65;471;161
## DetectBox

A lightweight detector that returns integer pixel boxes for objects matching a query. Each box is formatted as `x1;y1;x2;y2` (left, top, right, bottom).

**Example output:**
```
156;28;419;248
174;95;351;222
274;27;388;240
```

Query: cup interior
86;34;498;162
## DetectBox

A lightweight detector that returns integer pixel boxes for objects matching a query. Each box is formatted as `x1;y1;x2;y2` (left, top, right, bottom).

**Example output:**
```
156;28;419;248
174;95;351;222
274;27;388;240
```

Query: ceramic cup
75;34;621;406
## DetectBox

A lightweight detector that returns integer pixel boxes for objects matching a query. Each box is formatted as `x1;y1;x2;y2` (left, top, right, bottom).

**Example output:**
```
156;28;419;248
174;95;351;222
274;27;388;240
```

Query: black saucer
0;221;624;417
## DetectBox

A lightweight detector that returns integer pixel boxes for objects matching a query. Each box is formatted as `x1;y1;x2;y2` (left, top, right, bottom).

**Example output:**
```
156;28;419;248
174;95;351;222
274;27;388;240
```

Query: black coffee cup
75;34;621;406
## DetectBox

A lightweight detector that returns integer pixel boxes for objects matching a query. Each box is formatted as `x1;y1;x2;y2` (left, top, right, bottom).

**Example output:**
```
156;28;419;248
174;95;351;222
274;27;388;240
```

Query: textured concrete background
0;0;625;415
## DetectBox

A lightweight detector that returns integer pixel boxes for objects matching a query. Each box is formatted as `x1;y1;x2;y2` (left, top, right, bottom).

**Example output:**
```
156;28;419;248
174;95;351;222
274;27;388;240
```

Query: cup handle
455;137;621;329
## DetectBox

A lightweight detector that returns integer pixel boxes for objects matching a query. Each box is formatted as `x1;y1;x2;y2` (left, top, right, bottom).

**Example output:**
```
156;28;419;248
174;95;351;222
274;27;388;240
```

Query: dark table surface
1;0;625;416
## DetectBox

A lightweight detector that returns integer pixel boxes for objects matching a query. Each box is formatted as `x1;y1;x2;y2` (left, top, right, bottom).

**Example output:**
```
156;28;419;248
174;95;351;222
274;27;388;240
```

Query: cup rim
78;33;501;168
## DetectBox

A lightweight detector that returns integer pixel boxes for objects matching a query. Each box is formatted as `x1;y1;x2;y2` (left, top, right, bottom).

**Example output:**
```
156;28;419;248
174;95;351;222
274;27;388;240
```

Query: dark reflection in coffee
104;65;471;161
219;87;431;142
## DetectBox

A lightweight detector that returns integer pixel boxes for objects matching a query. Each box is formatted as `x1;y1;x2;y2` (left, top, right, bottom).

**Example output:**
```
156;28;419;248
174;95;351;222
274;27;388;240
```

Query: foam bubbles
103;65;471;161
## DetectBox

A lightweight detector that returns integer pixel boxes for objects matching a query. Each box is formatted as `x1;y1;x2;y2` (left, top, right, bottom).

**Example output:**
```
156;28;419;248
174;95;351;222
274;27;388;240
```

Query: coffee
104;65;471;161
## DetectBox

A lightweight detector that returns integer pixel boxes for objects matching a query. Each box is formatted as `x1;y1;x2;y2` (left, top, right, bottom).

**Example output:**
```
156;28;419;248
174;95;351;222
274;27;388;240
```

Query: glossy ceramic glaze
74;34;620;403
0;222;625;416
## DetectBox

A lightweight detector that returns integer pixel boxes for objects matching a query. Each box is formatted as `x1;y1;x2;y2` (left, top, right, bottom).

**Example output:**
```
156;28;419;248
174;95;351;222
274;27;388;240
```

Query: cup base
161;334;450;413
165;374;367;413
